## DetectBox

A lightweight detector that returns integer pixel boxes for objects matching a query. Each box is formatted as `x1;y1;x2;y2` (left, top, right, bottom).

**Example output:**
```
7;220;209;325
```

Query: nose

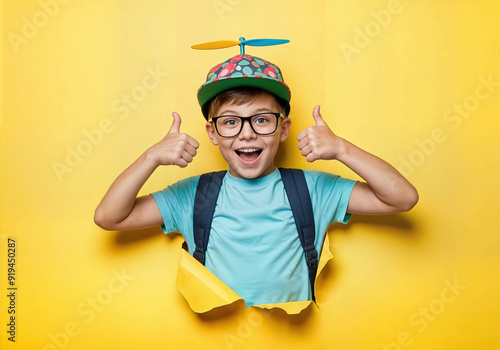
238;119;257;140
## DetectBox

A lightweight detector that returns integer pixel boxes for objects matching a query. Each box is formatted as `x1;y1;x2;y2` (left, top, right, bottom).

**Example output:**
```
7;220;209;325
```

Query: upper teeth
238;149;259;153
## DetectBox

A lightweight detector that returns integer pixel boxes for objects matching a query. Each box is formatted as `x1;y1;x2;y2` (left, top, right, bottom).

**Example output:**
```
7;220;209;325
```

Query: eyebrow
219;107;273;115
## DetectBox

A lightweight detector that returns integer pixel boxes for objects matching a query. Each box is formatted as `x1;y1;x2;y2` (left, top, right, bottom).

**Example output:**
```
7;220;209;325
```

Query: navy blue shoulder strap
279;168;319;302
192;171;226;265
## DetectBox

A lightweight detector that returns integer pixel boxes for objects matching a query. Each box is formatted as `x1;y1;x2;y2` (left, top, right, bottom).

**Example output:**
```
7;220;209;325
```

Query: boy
94;53;418;307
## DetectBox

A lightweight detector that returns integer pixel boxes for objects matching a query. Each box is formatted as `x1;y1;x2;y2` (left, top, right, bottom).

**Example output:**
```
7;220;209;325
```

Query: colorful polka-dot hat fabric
197;53;291;116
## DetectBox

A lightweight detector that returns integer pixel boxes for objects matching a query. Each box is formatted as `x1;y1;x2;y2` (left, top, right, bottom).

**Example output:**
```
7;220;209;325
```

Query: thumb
168;112;181;134
312;105;327;126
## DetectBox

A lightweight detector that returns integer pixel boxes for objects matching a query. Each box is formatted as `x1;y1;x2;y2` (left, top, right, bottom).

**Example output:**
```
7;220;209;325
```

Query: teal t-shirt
150;168;357;307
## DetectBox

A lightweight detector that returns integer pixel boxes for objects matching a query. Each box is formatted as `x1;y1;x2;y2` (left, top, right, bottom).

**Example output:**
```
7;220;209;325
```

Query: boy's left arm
297;105;419;215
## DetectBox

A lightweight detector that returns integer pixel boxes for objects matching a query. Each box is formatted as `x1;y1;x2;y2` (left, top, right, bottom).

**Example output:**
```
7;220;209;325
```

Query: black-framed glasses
210;112;284;138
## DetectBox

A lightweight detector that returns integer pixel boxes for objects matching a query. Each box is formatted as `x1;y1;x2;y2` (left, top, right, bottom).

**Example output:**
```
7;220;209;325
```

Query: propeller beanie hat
193;38;291;120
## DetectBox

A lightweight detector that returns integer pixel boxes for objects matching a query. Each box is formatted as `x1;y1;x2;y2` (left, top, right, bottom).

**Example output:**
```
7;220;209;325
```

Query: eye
221;117;240;127
253;114;272;125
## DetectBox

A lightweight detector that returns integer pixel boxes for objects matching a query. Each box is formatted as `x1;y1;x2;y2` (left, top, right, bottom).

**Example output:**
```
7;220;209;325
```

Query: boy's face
205;93;291;179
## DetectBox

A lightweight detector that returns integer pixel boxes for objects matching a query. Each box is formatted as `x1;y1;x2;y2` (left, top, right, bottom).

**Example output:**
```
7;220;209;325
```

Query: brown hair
202;87;291;120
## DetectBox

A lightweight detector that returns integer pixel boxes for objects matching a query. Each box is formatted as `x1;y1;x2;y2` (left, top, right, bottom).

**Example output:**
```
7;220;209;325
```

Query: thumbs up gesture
149;112;200;168
297;105;344;162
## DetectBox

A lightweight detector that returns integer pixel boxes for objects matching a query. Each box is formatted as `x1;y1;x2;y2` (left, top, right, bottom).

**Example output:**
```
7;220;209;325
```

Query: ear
279;117;291;143
205;122;219;145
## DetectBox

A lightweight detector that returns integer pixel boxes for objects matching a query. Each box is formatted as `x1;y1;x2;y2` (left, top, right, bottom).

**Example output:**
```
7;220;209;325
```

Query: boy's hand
297;105;345;162
148;112;199;168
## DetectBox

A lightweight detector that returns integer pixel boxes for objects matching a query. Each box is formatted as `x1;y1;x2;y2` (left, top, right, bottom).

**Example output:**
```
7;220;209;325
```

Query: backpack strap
192;171;226;265
279;168;319;302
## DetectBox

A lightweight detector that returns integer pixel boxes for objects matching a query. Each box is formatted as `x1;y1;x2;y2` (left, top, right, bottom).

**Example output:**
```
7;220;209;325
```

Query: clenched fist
297;105;345;162
149;112;200;168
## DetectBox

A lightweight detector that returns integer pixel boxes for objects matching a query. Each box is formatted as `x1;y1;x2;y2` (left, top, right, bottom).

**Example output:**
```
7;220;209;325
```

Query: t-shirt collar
225;167;280;187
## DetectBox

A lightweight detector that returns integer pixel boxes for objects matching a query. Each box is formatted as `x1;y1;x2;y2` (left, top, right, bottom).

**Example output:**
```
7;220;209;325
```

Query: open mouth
235;148;263;163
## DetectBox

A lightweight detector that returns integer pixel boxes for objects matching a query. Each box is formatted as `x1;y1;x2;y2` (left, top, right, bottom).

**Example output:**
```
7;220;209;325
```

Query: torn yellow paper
250;300;315;315
176;248;243;313
176;234;334;314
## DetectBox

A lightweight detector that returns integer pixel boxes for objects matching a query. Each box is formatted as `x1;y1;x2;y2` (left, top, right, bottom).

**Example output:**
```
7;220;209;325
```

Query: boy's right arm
93;112;199;231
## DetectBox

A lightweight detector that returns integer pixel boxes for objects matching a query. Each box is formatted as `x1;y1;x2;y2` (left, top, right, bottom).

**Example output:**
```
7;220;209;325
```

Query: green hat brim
198;76;291;108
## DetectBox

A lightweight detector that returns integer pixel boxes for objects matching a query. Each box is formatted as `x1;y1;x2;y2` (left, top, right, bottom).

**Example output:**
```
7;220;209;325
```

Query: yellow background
1;0;499;349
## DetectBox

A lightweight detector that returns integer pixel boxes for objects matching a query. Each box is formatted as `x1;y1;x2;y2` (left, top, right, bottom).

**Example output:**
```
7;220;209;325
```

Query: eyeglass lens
215;113;279;137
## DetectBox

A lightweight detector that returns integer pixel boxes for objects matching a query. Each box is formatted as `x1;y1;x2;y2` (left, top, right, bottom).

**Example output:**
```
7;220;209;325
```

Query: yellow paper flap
176;249;242;313
251;300;315;314
176;234;334;314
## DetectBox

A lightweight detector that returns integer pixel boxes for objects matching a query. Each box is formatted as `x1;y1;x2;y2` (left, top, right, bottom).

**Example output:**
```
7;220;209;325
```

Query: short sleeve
149;176;200;236
304;170;358;226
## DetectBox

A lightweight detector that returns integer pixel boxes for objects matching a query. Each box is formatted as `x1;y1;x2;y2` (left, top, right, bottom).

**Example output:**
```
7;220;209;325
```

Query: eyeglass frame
209;112;285;138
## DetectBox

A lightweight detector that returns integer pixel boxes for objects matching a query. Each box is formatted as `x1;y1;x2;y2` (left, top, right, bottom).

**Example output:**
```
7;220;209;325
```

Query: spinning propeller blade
241;39;290;47
191;40;241;50
192;37;289;54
